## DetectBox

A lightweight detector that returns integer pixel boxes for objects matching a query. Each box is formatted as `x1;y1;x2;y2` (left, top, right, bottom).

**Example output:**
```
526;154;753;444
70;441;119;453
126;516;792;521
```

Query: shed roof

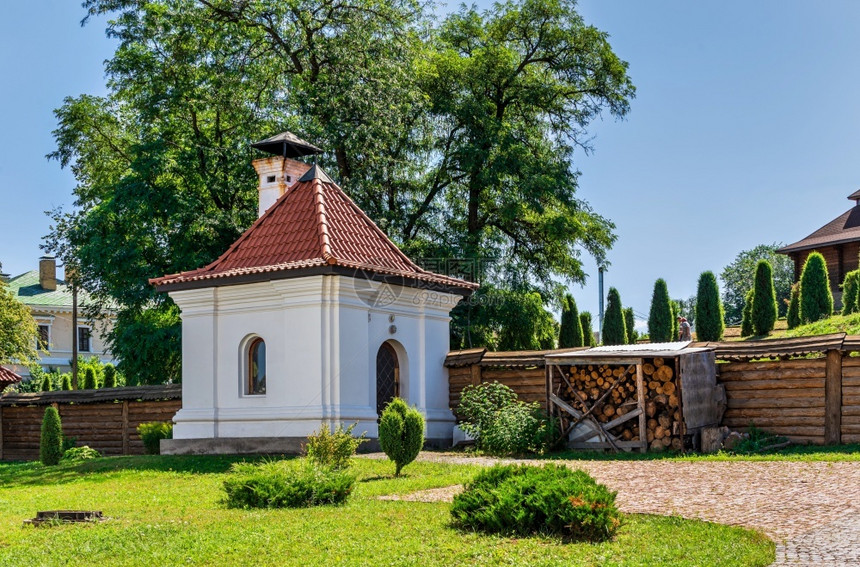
0;366;21;387
778;200;860;254
250;131;323;158
150;165;478;294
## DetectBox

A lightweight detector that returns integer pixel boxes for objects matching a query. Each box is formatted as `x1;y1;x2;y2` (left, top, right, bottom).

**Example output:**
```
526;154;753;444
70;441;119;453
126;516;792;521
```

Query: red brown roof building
778;191;860;307
0;366;22;393
152;133;477;454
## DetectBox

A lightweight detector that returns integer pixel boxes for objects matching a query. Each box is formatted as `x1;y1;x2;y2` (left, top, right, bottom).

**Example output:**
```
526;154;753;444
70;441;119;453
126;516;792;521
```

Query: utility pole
70;269;79;390
598;264;605;344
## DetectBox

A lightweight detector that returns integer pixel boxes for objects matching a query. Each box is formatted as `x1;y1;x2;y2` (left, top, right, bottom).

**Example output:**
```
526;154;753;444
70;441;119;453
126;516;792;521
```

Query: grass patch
784;311;860;337
0;455;773;566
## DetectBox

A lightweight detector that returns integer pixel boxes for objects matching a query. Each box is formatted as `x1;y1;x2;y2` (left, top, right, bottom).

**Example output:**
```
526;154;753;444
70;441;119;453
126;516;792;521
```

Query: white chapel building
151;133;477;454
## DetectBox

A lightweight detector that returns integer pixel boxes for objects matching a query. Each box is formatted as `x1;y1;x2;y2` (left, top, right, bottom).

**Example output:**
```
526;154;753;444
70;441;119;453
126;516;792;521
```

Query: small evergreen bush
61;445;101;462
378;398;424;476
223;459;355;508
842;270;860;316
648;279;673;342
579;312;595;346
799;251;833;323
40;407;63;466
305;423;367;470
458;382;558;455
137;421;173;455
40;373;52;392
671;301;680;340
740;289;755;337
787;283;801;329
623;307;637;344
601;287;627;345
751;260;778;335
83;367;97;390
451;464;621;542
695;271;725;341
61;373;72;390
558;294;583;348
102;364;118;388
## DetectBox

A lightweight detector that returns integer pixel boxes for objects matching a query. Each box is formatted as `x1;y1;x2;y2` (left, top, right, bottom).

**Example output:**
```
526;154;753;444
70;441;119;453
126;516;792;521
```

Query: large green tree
0;276;37;366
601;287;626;345
720;243;793;324
799;252;833;323
49;0;632;378
647;279;673;343
695;271;724;342
558;294;583;348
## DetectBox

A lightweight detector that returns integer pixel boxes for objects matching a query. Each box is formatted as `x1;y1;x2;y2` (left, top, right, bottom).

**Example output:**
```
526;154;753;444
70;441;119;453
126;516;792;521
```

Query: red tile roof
0;366;21;386
151;166;478;294
778;205;860;254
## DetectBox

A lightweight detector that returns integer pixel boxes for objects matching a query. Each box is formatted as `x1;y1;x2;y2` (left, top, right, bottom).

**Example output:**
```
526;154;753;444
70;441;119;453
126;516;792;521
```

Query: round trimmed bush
451;464;622;542
137;421;173;455
40;407;63;466
378;398;424;476
800;252;833;323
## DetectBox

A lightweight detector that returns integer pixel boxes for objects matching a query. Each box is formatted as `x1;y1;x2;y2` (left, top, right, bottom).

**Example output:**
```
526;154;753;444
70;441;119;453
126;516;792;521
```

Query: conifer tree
601;288;627;345
648;279;673;343
787;283;801;329
695;271;725;342
751;260;778;336
623;307;637;344
61;374;72;391
842;270;860;316
740;289;755;337
103;364;118;388
579;312;595;347
40;373;52;392
671;301;680;339
40;406;63;466
83;367;97;390
558;294;583;348
799;252;833;323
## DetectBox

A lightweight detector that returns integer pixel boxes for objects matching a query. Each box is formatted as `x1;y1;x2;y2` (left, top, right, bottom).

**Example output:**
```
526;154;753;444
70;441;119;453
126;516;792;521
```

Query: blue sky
2;1;860;332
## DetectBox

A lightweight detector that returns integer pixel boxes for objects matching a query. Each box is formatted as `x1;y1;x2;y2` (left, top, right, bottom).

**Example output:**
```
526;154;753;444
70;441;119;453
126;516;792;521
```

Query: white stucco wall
169;275;462;443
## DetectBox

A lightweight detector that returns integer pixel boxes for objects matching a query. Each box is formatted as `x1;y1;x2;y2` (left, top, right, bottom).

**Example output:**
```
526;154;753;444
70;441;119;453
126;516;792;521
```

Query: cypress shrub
579;312;595;347
378;398;424;476
623;307;637;344
695;271;725;341
740;289;755;337
40;373;52;392
647;279;673;343
558;294;583;348
601;288;627;345
103;364;117;388
83;367;97;390
842;270;860;315
671;301;680;339
787;283;801;329
61;373;72;390
40;407;63;466
799;252;833;323
751;260;778;336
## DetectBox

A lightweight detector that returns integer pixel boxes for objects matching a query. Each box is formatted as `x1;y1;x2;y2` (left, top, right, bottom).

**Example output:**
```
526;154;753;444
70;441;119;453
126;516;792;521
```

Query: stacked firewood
565;358;683;451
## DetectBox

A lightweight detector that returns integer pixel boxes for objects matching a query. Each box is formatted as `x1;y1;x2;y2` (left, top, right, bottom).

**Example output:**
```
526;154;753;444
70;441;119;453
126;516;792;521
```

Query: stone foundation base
161;436;451;456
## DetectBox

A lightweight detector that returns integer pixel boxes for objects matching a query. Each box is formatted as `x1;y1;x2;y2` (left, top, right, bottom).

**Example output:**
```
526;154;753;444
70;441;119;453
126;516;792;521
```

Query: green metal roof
6;270;76;308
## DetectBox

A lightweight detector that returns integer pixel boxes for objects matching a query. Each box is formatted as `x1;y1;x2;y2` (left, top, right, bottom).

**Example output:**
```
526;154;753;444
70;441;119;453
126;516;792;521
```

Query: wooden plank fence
0;385;181;461
446;335;860;445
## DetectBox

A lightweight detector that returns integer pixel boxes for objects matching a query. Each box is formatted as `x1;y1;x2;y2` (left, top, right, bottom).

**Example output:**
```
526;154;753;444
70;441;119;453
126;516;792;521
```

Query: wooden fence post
825;349;843;445
122;401;129;455
470;364;482;387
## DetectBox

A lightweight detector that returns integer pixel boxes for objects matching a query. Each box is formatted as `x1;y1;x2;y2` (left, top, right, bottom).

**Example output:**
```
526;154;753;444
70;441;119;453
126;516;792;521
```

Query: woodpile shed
545;342;726;452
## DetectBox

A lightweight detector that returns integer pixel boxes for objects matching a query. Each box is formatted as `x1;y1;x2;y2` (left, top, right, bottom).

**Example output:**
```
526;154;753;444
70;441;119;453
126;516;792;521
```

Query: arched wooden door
376;342;400;415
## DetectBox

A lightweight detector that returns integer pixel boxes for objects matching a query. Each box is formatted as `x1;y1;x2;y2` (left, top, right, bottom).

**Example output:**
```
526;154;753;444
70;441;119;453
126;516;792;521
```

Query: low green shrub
305;423;367;470
451;464;621;542
379;398;424;476
458;381;559;455
61;445;102;462
730;424;789;454
40;407;64;466
222;459;355;509
137;421;173;455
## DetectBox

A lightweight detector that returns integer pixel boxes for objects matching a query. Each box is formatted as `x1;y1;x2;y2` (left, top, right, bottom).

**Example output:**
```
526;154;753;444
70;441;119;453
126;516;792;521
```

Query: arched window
376;342;399;414
247;337;266;395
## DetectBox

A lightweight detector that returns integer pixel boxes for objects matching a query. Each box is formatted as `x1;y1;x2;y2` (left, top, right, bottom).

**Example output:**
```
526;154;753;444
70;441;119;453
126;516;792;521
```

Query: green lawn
0;455;773;566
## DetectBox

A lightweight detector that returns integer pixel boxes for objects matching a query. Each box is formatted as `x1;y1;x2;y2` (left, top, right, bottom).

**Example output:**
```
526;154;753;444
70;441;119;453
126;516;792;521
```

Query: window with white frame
37;324;51;351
